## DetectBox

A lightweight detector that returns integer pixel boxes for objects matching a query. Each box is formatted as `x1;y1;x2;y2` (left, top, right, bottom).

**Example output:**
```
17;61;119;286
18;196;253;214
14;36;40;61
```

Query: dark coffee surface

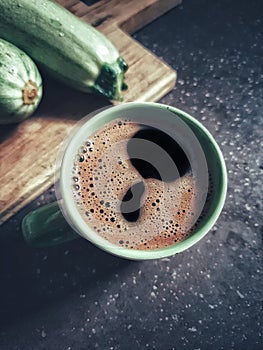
72;119;206;249
0;1;262;349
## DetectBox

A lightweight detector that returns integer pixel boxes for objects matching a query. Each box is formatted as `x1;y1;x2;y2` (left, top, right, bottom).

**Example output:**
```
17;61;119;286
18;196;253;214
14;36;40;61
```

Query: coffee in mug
71;112;211;250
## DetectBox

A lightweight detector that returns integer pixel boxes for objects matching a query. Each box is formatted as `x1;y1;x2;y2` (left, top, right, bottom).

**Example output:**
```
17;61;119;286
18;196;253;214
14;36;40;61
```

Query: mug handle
22;201;79;247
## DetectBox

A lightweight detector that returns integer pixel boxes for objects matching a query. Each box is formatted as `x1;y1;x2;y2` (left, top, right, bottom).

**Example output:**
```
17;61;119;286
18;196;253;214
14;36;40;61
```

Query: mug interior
59;103;227;260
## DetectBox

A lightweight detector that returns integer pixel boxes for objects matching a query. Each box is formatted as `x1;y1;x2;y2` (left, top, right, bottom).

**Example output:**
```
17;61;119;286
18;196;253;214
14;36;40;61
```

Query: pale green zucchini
0;38;43;124
0;0;128;101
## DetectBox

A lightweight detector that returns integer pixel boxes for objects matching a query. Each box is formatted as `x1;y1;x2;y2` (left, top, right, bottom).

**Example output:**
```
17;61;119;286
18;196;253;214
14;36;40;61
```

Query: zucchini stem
93;57;128;101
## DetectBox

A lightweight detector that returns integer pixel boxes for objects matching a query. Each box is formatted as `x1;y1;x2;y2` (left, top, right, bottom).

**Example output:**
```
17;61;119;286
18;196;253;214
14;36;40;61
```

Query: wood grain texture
0;0;181;224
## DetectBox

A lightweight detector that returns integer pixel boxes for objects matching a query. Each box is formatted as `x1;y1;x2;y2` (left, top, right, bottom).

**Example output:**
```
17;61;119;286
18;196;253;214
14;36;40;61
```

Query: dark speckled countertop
0;0;262;349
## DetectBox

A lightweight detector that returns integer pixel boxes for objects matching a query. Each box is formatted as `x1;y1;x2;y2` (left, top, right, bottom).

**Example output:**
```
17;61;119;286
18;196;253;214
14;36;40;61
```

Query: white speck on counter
236;290;245;298
161;258;170;262
41;330;46;338
150;291;156;298
172;271;177;279
91;328;96;334
245;203;251;211
188;326;197;332
178;79;185;85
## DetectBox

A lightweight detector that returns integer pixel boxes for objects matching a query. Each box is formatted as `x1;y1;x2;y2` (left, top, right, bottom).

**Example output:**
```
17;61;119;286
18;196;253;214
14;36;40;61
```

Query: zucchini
0;38;43;124
0;0;128;101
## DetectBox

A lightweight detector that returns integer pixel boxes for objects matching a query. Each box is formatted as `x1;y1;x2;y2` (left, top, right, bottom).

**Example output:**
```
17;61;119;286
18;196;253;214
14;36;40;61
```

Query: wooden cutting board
0;0;181;224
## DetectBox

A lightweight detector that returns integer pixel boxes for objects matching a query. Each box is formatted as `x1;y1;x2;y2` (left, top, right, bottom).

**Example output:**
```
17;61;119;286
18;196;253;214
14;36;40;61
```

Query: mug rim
59;102;227;260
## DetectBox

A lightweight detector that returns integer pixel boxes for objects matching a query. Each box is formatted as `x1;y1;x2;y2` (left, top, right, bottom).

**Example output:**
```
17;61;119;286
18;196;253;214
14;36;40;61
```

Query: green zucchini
0;0;128;101
0;38;43;124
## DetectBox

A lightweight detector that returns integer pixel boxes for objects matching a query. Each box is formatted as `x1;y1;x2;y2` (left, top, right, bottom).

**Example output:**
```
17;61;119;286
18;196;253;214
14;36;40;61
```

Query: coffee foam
72;119;203;250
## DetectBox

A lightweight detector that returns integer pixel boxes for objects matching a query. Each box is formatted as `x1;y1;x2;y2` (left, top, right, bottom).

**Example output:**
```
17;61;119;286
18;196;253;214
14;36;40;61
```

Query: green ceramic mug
22;102;227;260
